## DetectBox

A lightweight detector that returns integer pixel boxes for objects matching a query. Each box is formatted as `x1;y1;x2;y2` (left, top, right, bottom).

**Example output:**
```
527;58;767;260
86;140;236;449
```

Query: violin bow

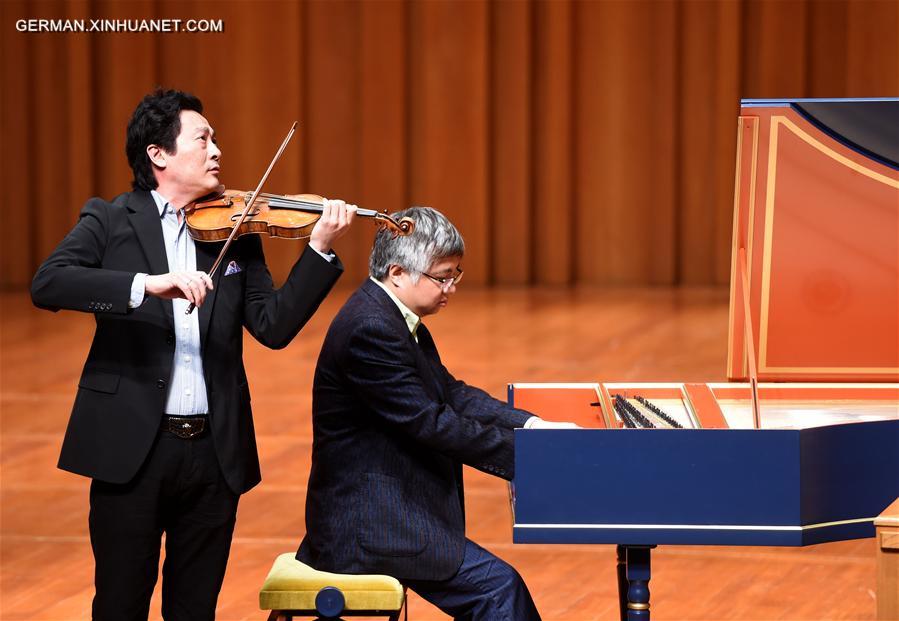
186;122;297;314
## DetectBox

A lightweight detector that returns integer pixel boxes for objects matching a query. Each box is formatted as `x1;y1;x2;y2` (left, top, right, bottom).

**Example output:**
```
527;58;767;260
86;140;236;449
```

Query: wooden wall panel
533;0;573;286
30;0;76;263
846;0;899;96
574;0;621;285
576;0;678;285
2;0;897;288
742;0;808;98
409;0;490;284
711;0;743;287
209;0;305;285
359;0;407;282
1;0;33;287
306;0;365;284
62;0;95;245
806;0;848;95
489;0;532;285
678;1;716;285
645;1;678;286
91;1;159;202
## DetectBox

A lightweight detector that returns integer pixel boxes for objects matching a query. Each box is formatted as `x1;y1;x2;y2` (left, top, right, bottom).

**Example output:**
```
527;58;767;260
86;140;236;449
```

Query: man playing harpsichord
297;206;578;620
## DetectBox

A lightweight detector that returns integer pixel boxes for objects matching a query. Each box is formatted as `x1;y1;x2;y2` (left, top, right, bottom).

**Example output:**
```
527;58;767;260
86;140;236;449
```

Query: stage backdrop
2;0;896;288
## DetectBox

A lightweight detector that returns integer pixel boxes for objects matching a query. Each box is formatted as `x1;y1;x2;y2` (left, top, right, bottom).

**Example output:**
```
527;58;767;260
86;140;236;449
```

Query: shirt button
156;379;167;389
185;389;192;396
183;355;191;363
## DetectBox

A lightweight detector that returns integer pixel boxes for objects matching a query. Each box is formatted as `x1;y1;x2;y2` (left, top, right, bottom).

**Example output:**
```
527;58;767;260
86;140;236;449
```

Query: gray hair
369;206;465;282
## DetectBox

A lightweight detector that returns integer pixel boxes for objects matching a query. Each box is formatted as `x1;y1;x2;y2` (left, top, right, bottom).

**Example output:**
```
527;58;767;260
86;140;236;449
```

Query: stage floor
0;286;879;620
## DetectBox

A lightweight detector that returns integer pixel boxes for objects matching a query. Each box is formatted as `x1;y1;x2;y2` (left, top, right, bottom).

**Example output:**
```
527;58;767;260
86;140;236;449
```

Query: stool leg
267;612;290;621
388;586;408;621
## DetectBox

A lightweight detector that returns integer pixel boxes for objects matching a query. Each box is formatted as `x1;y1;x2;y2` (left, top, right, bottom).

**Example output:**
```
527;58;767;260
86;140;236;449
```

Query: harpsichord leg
625;545;655;620
617;545;628;621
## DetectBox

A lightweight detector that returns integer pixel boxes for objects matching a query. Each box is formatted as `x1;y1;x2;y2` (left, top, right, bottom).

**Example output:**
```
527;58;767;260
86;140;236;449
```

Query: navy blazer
297;279;531;581
31;191;343;494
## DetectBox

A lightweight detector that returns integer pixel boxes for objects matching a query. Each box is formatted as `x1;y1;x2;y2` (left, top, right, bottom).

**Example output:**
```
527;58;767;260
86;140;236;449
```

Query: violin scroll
374;212;416;238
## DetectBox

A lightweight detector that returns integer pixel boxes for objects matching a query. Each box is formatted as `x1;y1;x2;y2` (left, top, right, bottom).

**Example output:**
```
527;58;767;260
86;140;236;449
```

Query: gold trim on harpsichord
757;116;899;376
775;116;899;188
593;384;615;428
604;382;688;389
728;116;760;381
746;119;760;378
509;382;609;428
761;365;899;374
679;385;704;430
708;381;899;389
708;382;899;406
511;382;599;389
627;603;650;611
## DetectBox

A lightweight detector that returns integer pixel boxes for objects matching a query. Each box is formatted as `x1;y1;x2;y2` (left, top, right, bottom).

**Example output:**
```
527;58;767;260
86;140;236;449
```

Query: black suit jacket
296;279;531;581
31;191;342;494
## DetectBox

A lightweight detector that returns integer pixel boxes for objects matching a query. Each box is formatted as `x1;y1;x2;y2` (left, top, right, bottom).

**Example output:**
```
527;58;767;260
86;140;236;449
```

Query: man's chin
193;183;224;202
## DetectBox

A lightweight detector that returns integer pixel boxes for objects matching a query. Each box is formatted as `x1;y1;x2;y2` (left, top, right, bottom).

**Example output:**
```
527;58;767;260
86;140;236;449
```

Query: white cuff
310;246;335;263
129;273;147;308
525;417;581;430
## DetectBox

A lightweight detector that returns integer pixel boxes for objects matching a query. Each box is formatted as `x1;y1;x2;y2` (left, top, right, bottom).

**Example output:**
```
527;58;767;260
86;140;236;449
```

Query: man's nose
210;141;221;160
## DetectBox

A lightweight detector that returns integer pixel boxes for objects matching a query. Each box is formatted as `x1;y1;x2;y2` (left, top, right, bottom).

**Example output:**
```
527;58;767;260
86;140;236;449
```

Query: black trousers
88;428;239;621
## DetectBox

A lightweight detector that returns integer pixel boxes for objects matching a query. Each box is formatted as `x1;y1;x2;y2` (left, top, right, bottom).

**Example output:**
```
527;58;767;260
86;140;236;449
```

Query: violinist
30;88;355;621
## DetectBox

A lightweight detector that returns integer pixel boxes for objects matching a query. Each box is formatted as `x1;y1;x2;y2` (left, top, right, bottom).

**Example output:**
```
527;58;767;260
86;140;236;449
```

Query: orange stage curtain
2;0;896;288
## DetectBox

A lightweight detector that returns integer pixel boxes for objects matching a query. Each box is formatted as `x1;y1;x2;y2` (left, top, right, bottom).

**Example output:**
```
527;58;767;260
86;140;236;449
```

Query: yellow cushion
259;553;404;612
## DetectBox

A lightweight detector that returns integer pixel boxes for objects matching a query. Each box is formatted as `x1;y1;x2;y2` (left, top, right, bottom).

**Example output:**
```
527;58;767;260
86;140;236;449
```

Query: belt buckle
168;416;205;439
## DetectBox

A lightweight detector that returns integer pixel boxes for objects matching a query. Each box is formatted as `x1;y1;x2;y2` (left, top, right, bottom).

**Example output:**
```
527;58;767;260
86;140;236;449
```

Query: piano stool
259;553;405;620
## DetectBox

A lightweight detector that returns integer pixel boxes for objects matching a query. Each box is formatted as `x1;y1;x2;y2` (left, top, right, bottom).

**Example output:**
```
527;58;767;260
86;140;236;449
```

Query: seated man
297;206;576;620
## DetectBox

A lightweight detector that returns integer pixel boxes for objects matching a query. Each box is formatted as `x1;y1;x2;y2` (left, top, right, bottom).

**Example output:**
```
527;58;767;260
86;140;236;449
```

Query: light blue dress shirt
128;191;209;416
128;191;337;416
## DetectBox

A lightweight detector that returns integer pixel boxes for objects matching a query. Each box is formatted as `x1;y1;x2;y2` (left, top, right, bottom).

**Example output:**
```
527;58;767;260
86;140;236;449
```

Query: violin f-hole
231;210;259;222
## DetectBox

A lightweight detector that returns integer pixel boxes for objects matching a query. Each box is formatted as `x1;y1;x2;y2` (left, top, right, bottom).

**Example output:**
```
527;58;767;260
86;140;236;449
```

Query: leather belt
161;414;208;439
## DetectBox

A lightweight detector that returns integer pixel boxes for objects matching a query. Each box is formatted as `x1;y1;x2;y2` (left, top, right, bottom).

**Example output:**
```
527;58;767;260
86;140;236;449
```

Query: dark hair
125;88;203;190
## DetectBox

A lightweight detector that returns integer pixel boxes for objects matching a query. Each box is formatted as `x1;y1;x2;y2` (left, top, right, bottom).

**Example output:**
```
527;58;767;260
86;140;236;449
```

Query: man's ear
387;265;405;288
146;144;167;170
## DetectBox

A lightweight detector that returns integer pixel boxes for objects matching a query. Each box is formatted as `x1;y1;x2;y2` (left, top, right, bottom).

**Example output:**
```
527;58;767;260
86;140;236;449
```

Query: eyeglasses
421;267;464;291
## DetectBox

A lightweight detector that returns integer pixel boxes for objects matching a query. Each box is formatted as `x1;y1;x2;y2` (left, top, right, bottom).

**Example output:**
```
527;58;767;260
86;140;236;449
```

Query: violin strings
256;192;322;208
261;194;379;218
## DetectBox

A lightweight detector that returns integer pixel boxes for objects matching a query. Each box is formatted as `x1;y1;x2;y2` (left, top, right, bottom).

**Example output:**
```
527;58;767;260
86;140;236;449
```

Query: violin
185;121;413;314
186;189;415;241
